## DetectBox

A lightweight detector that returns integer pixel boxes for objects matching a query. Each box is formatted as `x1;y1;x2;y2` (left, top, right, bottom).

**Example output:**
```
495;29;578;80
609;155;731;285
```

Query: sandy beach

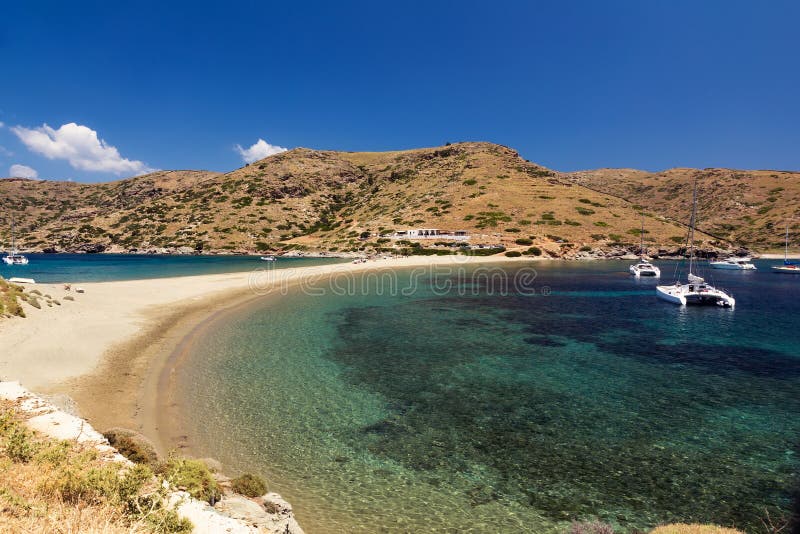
0;255;532;447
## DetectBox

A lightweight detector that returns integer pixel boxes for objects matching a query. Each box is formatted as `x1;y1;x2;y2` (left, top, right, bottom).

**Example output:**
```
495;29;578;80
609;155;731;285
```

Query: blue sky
1;1;798;182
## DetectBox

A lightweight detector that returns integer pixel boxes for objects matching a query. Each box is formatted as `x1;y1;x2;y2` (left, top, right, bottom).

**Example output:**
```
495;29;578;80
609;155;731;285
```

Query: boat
656;179;735;307
8;277;35;284
709;257;756;270
772;223;800;274
260;255;277;262
629;216;660;277
2;217;29;266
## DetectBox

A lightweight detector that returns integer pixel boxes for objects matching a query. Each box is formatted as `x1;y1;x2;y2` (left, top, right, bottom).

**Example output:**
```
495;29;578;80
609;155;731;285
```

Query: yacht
629;217;660;277
656;179;735;307
260;255;277;262
772;224;800;274
709;257;756;270
2;217;29;266
630;261;660;277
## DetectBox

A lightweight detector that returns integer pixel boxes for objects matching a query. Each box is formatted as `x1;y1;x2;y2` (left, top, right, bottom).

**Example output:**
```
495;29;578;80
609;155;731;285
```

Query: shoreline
0;255;535;453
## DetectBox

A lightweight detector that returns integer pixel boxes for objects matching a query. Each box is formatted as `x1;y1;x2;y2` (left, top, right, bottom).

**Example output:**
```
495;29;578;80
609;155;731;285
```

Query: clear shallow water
176;260;800;533
0;253;346;283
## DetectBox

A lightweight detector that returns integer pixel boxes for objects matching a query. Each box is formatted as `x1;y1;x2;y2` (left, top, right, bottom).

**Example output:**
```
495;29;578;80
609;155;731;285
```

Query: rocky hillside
563;167;800;251
1;142;793;256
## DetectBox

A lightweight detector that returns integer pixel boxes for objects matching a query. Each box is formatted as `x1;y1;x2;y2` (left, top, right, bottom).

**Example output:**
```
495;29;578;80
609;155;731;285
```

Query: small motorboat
260;256;277;262
709;257;756;270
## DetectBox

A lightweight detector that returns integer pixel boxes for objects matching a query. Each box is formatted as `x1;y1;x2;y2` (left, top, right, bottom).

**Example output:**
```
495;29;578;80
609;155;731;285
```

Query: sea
167;259;800;533
0;253;346;283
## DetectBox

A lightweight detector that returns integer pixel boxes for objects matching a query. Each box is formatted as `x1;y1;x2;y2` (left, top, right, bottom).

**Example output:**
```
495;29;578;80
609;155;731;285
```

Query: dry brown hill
563;167;800;251
2;142;790;256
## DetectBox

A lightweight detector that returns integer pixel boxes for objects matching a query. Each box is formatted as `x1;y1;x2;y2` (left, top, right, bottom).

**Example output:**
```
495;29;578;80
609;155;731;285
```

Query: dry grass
2;142;730;256
0;401;191;533
0;277;25;318
565;167;800;251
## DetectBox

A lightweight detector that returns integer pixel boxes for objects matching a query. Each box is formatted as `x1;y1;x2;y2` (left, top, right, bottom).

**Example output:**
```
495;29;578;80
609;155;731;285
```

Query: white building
391;229;470;240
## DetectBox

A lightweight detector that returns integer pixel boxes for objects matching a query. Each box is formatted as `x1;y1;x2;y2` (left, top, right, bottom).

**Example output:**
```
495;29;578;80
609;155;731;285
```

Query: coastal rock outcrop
0;381;305;534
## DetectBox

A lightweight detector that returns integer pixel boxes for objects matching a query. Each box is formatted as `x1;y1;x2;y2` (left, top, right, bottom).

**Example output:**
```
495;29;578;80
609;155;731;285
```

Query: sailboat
656;179;735;307
629;216;660;277
772;223;800;274
2;217;29;266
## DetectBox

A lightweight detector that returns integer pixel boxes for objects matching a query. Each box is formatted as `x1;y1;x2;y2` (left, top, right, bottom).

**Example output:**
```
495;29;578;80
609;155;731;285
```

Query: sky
1;0;799;182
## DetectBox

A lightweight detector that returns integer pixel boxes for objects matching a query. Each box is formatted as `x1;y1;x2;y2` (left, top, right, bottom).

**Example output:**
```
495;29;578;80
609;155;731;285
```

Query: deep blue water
0;253;346;283
171;260;800;533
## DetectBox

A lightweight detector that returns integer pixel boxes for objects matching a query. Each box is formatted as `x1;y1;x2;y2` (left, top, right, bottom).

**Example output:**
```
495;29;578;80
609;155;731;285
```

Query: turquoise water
0;253;346;283
175;261;800;533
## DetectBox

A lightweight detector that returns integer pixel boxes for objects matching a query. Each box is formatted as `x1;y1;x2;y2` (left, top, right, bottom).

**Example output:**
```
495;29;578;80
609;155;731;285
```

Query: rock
76;242;107;253
200;457;224;473
214;493;303;533
215;495;268;524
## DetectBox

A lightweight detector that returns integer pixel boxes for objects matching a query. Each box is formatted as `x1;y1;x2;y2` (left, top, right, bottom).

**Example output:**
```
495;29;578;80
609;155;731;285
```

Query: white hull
629;263;661;277
772;265;800;274
656;282;735;308
2;255;29;265
709;260;756;270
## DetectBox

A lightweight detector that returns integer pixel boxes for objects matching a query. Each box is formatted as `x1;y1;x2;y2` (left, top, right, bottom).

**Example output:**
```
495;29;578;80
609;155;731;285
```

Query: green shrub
575;207;595;216
6;426;37;463
579;245;593;252
158;457;221;504
103;428;159;466
505;251;522;257
231;473;268;497
515;238;533;246
524;246;542;256
462;179;477;186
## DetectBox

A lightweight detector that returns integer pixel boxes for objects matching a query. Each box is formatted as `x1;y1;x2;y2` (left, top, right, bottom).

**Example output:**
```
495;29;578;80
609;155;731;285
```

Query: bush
505;251;522;257
515;238;533;246
231;473;268;497
6;426;37;462
104;428;159;466
158;457;221;504
525;246;543;256
579;245;593;252
462;179;477;186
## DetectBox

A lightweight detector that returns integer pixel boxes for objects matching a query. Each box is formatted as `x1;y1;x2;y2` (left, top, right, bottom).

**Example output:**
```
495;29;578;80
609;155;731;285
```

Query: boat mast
640;215;645;260
688;177;698;275
786;222;790;264
10;216;15;255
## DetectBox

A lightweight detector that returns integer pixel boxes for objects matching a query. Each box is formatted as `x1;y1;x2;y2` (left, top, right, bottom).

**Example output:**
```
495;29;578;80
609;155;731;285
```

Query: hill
1;143;794;256
563;167;800;251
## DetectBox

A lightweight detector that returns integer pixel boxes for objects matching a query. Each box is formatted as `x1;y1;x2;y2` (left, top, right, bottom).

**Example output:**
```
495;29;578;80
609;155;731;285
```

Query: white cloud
234;138;288;164
11;122;155;175
9;164;38;179
0;145;12;157
0;121;5;128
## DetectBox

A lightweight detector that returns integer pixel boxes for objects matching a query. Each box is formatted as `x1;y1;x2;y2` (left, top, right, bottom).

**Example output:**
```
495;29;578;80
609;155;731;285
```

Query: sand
0;255;533;441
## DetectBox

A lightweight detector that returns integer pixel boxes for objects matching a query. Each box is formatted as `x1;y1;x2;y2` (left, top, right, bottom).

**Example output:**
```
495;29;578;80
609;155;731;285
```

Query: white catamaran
656;179;735;307
772;223;800;274
2;217;29;266
629;216;660;277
